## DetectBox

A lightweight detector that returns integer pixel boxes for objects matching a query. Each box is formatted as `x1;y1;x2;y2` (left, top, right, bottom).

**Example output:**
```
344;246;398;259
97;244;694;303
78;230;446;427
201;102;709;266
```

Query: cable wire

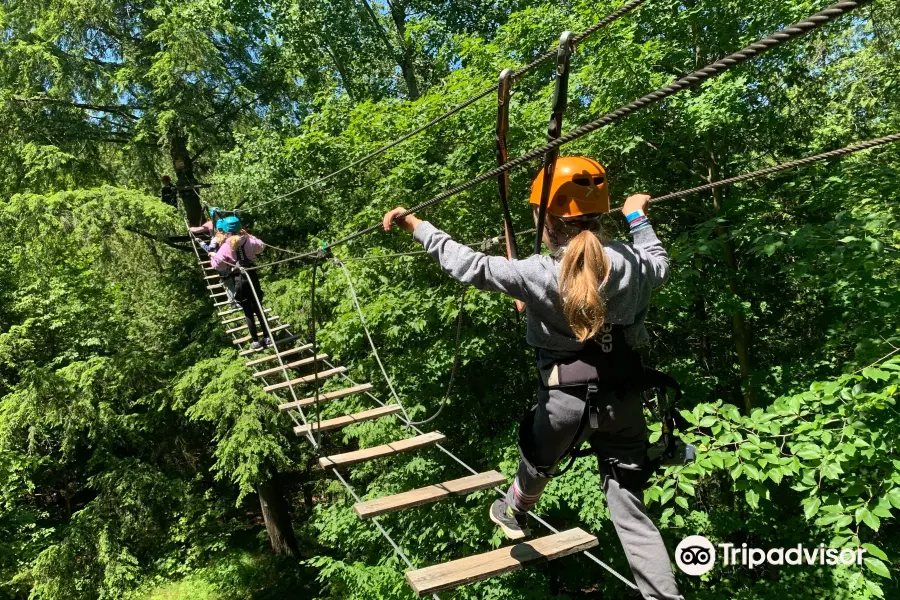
321;0;872;251
239;0;648;213
335;258;466;426
645;132;900;206
331;469;442;600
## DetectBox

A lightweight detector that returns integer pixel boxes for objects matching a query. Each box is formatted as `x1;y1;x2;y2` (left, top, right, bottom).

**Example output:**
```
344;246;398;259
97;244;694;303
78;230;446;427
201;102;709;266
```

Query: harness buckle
586;383;600;429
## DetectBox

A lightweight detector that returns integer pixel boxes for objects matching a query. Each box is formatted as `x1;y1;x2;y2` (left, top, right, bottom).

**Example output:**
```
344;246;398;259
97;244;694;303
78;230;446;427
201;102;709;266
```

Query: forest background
0;0;898;599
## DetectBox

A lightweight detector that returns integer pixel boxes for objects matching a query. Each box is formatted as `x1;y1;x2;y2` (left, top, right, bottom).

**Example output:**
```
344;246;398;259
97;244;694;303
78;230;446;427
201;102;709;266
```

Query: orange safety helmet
529;156;610;217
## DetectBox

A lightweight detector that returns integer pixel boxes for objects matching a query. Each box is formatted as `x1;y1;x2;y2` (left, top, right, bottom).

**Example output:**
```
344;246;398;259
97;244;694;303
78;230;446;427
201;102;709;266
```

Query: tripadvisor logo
675;535;867;576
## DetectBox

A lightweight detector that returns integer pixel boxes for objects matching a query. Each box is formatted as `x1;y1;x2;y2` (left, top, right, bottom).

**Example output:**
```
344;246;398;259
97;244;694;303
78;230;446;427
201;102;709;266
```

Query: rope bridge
178;0;899;596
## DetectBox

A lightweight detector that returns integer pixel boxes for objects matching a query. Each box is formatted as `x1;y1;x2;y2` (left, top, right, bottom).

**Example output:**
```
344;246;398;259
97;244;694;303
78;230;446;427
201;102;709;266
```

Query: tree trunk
707;136;755;413
258;468;300;557
361;0;419;100
387;0;420;100
169;133;203;226
323;40;357;101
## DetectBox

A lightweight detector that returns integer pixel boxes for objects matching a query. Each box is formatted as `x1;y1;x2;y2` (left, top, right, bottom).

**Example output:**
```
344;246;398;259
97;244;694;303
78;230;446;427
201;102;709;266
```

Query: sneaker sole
489;507;528;540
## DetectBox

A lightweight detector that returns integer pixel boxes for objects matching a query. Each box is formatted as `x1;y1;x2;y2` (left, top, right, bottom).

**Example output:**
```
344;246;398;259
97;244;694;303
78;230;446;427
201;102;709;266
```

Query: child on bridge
383;156;683;600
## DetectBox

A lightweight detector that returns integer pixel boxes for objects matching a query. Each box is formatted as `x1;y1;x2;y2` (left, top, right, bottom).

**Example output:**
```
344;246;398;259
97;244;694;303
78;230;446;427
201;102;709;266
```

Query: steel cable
643;132;900;206
240;0;648;212
322;0;871;250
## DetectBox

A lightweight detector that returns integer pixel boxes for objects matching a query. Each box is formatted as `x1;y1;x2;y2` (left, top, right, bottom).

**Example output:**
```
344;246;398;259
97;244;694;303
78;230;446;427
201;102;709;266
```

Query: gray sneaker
489;499;530;540
250;340;263;351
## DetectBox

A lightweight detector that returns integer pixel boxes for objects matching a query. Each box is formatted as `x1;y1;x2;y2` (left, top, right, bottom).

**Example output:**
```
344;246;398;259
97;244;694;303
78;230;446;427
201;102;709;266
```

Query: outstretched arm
383;207;537;302
621;194;669;289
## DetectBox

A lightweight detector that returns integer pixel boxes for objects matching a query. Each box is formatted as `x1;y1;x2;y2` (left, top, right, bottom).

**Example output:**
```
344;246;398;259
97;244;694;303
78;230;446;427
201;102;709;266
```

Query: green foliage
2;0;900;599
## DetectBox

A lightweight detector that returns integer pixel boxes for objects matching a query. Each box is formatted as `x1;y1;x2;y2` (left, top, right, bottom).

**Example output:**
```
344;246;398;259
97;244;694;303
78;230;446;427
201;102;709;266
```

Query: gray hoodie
412;222;668;358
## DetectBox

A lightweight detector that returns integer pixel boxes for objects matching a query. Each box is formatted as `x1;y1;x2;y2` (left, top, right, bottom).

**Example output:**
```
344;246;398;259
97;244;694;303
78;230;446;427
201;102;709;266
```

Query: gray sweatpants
504;382;683;600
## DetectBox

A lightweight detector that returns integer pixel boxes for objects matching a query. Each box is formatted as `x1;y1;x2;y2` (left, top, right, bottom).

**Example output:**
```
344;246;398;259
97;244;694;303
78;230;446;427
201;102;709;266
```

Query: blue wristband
625;210;645;224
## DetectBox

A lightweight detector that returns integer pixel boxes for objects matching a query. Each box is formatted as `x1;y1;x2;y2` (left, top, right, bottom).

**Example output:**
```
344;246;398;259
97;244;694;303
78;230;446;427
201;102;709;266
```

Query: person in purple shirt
211;216;271;349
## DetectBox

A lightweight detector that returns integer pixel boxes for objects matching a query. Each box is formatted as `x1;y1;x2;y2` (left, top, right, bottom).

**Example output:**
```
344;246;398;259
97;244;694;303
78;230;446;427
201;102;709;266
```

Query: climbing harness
494;68;525;314
533;31;574;255
517;324;692;484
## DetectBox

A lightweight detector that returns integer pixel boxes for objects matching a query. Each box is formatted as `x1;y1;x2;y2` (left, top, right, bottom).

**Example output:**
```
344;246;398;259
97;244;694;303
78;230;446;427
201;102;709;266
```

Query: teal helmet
208;206;222;218
215;219;225;231
222;216;241;234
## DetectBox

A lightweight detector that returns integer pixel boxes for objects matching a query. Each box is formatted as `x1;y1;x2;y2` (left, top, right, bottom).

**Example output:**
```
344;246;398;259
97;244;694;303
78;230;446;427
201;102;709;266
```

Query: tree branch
12;96;141;120
124;226;195;253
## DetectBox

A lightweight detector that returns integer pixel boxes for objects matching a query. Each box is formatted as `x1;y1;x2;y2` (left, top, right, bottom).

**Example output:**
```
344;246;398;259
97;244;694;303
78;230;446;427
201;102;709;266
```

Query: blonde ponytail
228;234;243;251
560;229;609;342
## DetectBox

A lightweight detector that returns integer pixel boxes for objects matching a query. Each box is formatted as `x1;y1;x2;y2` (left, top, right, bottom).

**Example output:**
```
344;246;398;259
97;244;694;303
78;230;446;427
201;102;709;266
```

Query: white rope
331;469;442;600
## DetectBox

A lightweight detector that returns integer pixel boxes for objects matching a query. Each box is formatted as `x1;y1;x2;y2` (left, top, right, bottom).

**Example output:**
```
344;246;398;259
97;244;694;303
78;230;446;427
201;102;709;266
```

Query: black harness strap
517;325;684;482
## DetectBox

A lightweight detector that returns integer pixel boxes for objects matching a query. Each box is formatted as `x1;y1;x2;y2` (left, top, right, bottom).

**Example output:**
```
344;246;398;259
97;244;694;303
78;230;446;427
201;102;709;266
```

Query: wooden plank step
214;300;231;307
225;316;280;334
405;528;598;596
245;344;312;367
219;307;271;319
294;405;402;435
263;366;346;392
319;432;446;469
220;310;272;324
204;275;219;280
211;292;228;298
354;471;506;519
278;383;373;411
252;354;327;378
238;334;302;356
207;283;224;290
231;324;289;345
200;260;211;266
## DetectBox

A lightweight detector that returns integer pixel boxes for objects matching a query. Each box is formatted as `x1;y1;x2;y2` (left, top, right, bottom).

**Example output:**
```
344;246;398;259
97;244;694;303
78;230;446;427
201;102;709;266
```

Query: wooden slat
318;432;446;469
222;312;263;325
354;471;506;519
278;383;373;411
294;405;402;435
225;316;281;334
204;275;219;280
219;307;271;319
238;334;302;356
231;324;289;345
245;344;312;367
211;292;228;298
263;366;346;392
214;300;231;307
207;283;224;290
252;354;327;378
405;528;598;596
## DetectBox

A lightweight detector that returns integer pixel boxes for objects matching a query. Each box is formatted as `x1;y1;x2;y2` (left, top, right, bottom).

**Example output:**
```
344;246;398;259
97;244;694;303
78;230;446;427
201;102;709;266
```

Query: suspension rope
309;254;324;447
643;132;900;206
331;469;443;600
239;0;648;213
335;259;466;426
320;0;871;251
